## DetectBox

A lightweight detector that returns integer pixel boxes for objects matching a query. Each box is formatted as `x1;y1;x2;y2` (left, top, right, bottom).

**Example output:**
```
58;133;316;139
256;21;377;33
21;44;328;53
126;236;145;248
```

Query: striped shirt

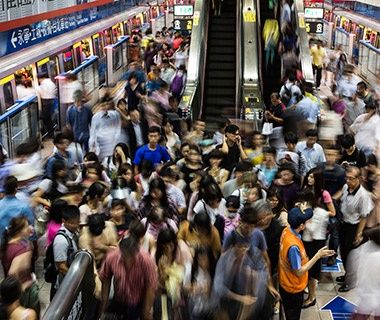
100;248;158;306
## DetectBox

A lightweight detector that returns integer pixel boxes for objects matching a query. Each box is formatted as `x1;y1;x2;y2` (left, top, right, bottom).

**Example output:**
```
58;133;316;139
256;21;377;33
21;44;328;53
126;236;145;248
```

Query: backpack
281;83;293;106
170;72;184;96
43;230;74;283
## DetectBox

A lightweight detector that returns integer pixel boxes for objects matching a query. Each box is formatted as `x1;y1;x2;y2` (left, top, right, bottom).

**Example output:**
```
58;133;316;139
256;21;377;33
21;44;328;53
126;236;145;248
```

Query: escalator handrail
178;0;210;120
235;0;243;119
294;0;314;84
255;0;264;95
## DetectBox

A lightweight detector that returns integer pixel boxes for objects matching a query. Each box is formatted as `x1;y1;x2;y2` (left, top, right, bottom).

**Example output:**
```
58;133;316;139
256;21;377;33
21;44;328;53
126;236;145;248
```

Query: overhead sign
306;20;324;33
321;296;356;320
304;7;324;19
0;0;113;31
173;5;193;17
173;18;193;31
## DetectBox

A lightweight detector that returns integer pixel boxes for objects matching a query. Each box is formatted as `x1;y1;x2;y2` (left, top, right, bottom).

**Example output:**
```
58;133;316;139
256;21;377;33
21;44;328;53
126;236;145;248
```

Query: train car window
74;45;82;67
104;29;113;46
63;49;74;72
3;82;15;109
82;39;91;59
113;46;122;71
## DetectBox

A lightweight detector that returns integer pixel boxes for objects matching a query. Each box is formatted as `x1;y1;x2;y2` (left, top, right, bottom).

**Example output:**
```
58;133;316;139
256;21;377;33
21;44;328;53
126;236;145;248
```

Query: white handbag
262;122;273;135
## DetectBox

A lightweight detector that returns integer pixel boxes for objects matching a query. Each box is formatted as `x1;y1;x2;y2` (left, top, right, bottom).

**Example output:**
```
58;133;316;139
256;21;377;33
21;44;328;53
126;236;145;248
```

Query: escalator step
208;54;236;62
206;78;236;87
208;46;235;55
207;87;236;96
211;31;235;40
207;61;235;71
209;38;235;47
206;70;235;79
209;24;235;32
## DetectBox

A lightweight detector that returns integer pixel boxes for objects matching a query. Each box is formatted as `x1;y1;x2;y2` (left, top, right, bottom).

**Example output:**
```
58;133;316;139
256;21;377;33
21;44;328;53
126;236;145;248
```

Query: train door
60;47;75;72
112;23;123;42
103;28;113;46
36;57;58;80
73;41;83;67
0;75;17;113
92;33;106;85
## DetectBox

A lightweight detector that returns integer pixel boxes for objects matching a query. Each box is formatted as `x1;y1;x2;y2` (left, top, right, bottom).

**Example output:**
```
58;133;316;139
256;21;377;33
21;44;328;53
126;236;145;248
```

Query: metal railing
293;0;314;84
42;250;95;320
178;0;209;120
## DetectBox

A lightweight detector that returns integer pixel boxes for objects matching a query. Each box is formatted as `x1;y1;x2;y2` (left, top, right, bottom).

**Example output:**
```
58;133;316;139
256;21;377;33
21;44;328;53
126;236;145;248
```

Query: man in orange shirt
279;204;334;320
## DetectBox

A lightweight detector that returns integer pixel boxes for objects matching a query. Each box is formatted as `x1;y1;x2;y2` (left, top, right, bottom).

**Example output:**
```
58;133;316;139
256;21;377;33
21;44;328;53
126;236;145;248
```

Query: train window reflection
63;49;74;72
3;82;14;110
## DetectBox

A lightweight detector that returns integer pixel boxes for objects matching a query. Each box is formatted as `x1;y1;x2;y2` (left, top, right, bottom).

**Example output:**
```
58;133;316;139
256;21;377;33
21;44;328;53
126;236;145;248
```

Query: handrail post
42;250;94;320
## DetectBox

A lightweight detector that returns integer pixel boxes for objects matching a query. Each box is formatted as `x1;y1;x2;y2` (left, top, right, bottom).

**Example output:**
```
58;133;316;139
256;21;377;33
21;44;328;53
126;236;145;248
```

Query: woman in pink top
45;199;67;247
304;168;336;217
1;216;40;315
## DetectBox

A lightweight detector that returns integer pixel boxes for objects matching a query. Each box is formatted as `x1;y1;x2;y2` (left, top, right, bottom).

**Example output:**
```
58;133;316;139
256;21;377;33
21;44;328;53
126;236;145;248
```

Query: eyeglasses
345;176;359;181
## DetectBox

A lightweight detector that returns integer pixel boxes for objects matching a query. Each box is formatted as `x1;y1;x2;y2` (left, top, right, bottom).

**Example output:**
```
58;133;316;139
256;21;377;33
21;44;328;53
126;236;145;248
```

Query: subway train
0;0;178;157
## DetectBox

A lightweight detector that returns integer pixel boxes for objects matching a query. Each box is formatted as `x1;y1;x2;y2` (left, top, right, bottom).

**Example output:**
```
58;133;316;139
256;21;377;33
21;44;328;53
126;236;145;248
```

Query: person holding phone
217;124;248;173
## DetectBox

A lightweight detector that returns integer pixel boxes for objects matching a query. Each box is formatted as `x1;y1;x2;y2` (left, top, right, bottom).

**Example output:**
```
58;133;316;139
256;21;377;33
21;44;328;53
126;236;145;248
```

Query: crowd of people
1;3;380;320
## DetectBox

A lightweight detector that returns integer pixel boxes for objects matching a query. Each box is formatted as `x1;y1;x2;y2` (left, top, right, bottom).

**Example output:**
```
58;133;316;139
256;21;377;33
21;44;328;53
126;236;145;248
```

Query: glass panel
113;46;122;72
0;121;9;156
368;50;377;76
28;101;39;140
3;82;15;109
10;108;30;152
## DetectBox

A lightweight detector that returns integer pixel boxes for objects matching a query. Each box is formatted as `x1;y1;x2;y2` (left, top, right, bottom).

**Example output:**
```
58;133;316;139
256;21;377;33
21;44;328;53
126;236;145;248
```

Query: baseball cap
287;207;313;229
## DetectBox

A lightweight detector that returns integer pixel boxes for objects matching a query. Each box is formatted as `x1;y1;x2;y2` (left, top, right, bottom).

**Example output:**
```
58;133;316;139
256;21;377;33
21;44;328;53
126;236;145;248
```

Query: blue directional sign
321;258;343;273
321;296;356;320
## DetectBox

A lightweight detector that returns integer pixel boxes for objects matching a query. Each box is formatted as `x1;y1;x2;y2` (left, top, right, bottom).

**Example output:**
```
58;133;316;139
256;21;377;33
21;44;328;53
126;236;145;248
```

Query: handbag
262;122;273;135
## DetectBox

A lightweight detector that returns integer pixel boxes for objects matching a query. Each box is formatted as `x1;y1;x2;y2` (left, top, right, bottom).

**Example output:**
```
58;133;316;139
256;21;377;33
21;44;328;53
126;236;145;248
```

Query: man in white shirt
336;166;374;292
295;129;326;172
337;71;358;98
37;73;57;138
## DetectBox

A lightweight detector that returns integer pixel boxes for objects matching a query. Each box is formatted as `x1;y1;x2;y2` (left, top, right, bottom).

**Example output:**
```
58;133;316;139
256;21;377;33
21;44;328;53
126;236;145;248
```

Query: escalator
258;0;282;105
203;0;238;123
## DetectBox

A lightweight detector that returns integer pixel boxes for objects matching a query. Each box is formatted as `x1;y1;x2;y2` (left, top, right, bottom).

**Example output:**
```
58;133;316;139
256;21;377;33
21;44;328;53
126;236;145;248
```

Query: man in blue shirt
133;126;171;173
66;90;92;153
45;132;73;179
0;176;35;241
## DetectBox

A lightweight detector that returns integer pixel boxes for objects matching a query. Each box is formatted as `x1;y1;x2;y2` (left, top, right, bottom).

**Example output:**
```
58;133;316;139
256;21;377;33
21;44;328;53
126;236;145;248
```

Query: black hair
304;167;325;203
139;159;154;179
203;183;223;204
191;246;216;284
278;163;296;176
49;199;68;224
263;146;277;155
367;154;378;166
148;126;161;134
341;134;355;149
62;205;80;221
112;143;130;165
86;182;106;201
144;177;170;208
119;235;139;257
284;131;298;144
118;163;138;191
159;166;175;179
53;132;67;145
197;174;218;202
240;204;260;224
208;149;224;159
267;187;286;217
4;176;17;195
128;72;137;81
1;276;22;305
84;152;99;163
1;216;28;256
190;212;211;235
128;219;146;240
155;228;178;265
357;81;367;89
224;124;239;134
306;129;318;138
111;198;127;209
235;161;253;172
296;188;316;207
87;214;106;236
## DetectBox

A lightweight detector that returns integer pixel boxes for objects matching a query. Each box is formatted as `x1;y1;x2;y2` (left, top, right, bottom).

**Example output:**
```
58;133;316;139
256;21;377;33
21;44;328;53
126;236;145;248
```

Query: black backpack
43;230;74;283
